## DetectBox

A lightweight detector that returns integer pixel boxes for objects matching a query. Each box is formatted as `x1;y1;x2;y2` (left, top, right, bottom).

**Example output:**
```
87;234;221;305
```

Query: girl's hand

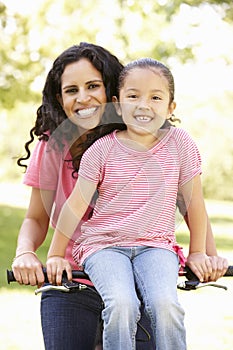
186;252;212;282
12;252;44;287
46;256;72;285
208;255;229;281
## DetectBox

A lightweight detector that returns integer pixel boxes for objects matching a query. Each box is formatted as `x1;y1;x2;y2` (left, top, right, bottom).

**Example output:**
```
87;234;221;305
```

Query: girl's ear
167;101;176;119
112;96;121;116
56;93;63;107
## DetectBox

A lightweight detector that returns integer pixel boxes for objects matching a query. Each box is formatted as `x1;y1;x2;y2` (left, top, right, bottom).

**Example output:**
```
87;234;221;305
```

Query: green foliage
1;0;233;198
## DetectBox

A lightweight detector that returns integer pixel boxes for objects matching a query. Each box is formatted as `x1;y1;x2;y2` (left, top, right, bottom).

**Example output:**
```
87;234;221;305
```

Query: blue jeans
84;246;186;350
41;284;156;349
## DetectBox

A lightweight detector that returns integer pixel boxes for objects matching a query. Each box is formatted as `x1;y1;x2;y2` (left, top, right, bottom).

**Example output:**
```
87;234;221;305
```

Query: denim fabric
41;287;103;350
84;246;187;350
40;283;156;349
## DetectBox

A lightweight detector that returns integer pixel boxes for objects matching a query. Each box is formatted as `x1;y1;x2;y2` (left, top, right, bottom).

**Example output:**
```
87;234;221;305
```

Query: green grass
0;204;53;290
0;200;233;290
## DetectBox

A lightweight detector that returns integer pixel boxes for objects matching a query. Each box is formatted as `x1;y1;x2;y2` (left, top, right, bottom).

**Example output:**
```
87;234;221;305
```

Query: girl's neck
116;128;168;151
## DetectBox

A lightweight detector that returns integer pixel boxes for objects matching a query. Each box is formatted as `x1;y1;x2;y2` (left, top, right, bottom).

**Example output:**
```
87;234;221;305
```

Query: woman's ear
56;93;63;107
112;96;121;116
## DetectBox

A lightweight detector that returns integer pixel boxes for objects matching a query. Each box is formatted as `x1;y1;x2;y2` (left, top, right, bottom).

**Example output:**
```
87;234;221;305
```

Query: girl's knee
104;293;140;322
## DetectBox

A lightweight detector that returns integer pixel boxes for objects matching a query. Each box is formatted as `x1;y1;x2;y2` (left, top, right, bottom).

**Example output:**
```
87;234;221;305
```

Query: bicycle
6;265;233;348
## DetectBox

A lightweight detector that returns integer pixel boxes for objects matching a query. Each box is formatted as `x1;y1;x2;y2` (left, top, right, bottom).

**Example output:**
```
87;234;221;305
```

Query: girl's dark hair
17;42;126;173
118;57;180;128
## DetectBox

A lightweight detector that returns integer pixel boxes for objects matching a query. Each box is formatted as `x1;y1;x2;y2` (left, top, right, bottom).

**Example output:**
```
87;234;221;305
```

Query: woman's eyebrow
62;79;104;90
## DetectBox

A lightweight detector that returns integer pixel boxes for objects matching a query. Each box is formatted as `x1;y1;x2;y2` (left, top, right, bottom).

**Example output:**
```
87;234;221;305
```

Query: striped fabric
73;127;201;266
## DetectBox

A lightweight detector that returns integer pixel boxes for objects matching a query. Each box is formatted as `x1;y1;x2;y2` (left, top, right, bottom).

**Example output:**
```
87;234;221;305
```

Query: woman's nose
76;90;91;103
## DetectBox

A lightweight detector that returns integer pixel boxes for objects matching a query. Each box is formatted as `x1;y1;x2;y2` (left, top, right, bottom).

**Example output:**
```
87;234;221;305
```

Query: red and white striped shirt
73;127;201;266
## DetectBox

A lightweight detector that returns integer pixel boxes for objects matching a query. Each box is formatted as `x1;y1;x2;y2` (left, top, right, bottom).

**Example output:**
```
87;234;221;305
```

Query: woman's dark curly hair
17;42;126;174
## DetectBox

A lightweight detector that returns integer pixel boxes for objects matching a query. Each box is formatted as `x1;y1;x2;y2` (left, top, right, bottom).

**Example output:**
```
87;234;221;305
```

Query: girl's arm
205;220;228;280
12;188;55;287
46;177;97;285
179;194;228;281
180;175;212;282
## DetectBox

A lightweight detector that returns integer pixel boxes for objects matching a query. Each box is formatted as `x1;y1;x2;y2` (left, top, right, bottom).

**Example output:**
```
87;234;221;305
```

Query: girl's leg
41;287;103;350
84;248;141;350
133;247;187;350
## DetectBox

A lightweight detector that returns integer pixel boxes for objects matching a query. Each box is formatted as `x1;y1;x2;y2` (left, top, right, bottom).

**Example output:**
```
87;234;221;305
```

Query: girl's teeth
135;116;151;121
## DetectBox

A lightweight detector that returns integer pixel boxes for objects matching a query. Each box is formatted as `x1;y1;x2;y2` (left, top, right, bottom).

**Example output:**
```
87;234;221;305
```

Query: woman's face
58;58;107;130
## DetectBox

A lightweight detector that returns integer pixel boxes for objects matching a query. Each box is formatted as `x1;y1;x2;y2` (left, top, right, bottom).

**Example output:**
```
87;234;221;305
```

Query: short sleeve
23;140;60;190
78;133;114;184
175;129;202;187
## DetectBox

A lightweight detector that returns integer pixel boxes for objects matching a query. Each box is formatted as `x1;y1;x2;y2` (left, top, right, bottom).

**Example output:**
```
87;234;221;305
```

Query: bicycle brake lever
177;280;228;291
35;284;70;295
35;281;88;295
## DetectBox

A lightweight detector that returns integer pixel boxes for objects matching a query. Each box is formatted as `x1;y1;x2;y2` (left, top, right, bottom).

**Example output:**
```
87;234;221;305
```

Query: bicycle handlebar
6;267;89;284
6;265;233;284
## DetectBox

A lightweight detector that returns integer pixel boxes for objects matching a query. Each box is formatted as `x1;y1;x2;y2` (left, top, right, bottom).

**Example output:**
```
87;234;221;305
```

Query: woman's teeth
77;107;96;117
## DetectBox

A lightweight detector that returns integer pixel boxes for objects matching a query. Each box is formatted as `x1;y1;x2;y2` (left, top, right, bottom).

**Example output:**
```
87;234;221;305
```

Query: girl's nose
137;98;150;110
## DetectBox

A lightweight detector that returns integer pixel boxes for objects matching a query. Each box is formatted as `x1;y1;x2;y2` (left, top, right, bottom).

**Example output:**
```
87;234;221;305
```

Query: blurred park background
0;0;233;349
1;0;233;199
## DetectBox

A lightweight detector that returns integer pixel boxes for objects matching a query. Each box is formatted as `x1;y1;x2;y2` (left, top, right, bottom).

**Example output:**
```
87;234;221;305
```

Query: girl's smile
114;67;176;147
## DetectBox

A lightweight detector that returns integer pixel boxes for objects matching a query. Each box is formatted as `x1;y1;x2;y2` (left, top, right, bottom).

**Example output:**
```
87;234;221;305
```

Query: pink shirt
23;139;93;273
73;127;201;266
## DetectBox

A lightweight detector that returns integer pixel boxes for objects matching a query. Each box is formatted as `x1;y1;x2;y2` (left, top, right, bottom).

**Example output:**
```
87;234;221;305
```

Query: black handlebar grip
225;265;233;277
7;268;89;284
7;269;15;284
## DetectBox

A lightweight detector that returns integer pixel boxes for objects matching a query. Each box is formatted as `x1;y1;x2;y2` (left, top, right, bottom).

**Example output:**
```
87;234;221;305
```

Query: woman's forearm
16;217;49;254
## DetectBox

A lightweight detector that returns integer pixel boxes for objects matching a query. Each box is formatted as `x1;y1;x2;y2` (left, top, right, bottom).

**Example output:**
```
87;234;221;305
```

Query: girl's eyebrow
62;79;104;90
125;87;165;94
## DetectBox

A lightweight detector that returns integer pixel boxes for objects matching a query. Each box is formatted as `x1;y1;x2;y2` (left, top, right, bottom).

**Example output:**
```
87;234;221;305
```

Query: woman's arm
12;187;55;287
46;177;97;285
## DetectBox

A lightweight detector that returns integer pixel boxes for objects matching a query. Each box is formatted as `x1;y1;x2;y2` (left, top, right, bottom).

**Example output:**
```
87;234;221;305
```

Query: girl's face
58;58;107;130
115;67;176;140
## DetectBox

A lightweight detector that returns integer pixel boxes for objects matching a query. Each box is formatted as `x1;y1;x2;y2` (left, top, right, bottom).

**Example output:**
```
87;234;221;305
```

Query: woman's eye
65;88;78;94
89;83;100;89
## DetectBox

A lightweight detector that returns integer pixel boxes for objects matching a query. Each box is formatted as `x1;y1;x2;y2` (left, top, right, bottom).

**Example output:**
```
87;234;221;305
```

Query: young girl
46;57;217;349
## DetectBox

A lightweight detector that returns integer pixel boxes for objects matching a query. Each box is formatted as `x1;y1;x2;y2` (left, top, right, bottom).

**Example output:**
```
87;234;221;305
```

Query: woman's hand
46;256;72;285
208;255;229;281
186;252;213;282
12;252;44;287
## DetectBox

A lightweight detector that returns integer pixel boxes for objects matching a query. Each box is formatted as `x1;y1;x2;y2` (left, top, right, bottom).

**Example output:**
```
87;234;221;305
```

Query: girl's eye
152;96;161;100
127;94;137;99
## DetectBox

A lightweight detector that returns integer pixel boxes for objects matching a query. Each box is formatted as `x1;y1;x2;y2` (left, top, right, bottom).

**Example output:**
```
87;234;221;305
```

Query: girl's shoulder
170;126;195;143
86;131;116;152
